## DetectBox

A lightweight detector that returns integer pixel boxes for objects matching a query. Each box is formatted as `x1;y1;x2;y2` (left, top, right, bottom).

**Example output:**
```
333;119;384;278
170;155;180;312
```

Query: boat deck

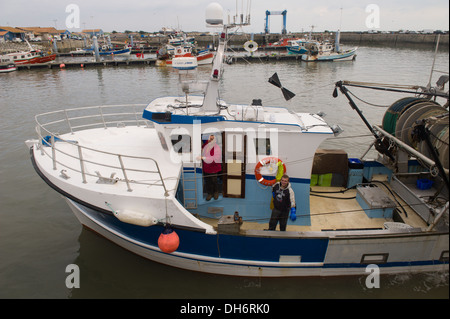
199;182;429;233
32;116;429;234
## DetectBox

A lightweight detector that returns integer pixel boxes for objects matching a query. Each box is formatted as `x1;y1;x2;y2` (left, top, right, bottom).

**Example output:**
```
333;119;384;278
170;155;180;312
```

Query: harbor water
0;46;448;299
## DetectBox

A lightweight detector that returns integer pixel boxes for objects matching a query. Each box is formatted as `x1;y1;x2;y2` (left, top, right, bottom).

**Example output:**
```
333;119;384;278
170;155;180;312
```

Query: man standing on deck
269;175;296;231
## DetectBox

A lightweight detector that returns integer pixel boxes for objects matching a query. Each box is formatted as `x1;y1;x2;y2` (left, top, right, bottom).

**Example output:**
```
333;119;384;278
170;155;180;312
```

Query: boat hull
65;195;448;277
0;63;16;73
99;48;131;56
165;52;214;66
286;47;307;55
302;49;357;62
14;54;56;65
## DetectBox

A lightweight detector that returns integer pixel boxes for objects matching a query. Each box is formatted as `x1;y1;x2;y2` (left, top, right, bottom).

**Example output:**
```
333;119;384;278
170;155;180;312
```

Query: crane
264;10;287;34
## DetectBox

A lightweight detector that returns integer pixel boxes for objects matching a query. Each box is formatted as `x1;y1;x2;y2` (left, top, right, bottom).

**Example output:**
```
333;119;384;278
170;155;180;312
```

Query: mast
202;26;227;112
202;2;251;113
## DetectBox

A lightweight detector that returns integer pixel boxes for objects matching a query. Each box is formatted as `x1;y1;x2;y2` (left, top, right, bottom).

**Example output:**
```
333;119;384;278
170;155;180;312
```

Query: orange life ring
254;157;286;186
176;48;182;54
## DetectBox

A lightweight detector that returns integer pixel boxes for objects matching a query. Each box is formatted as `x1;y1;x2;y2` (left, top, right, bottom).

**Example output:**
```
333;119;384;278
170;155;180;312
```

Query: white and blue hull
85;47;132;56
99;47;131;56
64;195;448;277
302;48;357;62
286;46;308;55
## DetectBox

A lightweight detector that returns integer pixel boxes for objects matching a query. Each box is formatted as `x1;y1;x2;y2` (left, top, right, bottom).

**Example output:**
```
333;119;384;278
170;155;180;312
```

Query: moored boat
158;43;214;66
25;2;448;277
5;50;56;65
302;45;357;62
0;55;16;73
286;39;309;55
98;45;131;56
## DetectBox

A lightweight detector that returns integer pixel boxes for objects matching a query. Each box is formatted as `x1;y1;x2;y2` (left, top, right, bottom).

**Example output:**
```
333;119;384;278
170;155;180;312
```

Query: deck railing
34;104;169;194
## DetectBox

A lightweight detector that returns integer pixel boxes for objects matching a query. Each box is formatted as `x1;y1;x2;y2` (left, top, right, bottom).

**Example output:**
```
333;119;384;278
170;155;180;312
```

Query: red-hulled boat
5;50;56;65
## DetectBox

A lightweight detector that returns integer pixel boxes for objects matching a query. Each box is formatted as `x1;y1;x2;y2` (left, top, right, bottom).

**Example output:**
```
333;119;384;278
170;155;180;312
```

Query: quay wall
192;32;448;50
339;32;448;48
29;32;449;53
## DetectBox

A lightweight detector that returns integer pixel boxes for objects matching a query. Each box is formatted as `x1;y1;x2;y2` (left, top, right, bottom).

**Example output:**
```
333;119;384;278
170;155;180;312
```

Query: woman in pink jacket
201;135;222;201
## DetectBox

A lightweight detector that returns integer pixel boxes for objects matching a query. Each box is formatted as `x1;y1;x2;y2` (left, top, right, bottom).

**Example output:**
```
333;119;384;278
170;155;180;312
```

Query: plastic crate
318;173;332;187
310;174;318;186
348;158;364;169
416;178;433;190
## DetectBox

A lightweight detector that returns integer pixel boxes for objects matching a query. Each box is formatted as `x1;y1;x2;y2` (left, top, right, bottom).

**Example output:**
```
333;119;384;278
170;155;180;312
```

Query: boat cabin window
171;134;191;153
254;138;271;155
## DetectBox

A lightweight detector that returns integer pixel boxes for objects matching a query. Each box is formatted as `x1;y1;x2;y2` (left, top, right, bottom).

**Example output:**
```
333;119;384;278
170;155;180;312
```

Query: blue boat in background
84;44;132;56
98;45;131;56
286;39;309;55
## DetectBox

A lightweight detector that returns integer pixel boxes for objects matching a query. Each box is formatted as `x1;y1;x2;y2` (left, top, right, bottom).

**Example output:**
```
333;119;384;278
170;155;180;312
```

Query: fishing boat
168;33;196;46
4;49;56;64
286;39;309;55
157;43;214;66
301;31;357;62
266;37;303;48
301;44;357;62
3;39;56;64
25;3;448;277
83;43;131;57
98;44;131;56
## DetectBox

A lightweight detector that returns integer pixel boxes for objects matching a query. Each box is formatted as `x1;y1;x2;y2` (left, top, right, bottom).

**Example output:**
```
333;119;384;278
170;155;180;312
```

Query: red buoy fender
254;157;286;186
158;227;180;253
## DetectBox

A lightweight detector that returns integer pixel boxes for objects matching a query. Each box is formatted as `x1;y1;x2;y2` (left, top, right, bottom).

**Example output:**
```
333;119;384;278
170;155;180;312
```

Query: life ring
244;40;258;53
254;157;286;186
176;48;182;55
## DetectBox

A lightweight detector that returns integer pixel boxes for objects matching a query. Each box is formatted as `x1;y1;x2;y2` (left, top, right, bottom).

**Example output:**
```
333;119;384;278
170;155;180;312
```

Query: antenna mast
202;1;251;113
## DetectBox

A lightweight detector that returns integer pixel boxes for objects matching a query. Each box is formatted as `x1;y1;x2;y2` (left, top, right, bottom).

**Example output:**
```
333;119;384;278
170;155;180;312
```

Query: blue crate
416;178;433;190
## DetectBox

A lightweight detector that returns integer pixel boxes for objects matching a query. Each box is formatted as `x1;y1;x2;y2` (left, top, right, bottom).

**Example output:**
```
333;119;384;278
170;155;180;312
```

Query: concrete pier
16;58;156;70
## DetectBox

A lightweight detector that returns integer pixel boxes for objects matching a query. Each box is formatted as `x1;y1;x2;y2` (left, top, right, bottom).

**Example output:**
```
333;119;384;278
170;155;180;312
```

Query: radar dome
205;2;224;25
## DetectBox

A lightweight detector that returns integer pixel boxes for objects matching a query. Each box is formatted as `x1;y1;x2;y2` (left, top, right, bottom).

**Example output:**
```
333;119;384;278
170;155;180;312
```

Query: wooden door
222;131;246;198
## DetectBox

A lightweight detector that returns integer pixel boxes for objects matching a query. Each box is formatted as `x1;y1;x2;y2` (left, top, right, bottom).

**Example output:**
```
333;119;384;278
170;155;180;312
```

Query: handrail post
51;135;57;170
118;155;132;192
133;104;140;127
154;160;168;196
77;145;87;183
64;109;73;134
36;124;45;155
99;106;107;129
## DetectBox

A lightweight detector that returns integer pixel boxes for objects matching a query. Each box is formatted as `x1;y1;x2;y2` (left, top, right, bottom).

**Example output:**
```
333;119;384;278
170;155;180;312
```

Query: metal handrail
34;104;169;194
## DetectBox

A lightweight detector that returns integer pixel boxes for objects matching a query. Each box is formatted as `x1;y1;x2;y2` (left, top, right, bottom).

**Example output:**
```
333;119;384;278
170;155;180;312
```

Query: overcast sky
1;0;449;33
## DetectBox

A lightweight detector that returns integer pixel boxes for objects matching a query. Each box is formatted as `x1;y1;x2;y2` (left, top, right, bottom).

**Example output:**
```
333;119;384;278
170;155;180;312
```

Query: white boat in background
168;33;195;46
0;55;16;73
69;48;89;54
301;31;357;62
25;2;448;277
158;43;214;66
302;45;357;61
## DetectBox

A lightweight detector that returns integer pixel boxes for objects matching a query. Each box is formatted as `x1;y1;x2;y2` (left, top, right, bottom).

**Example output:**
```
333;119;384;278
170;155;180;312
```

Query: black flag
268;73;296;101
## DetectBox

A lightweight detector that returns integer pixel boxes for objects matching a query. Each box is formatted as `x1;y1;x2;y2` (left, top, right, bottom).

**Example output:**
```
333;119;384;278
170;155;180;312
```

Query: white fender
114;209;158;227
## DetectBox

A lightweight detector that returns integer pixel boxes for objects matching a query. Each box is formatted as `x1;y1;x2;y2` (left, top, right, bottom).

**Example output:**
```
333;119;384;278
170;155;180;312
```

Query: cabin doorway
222;131;246;198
